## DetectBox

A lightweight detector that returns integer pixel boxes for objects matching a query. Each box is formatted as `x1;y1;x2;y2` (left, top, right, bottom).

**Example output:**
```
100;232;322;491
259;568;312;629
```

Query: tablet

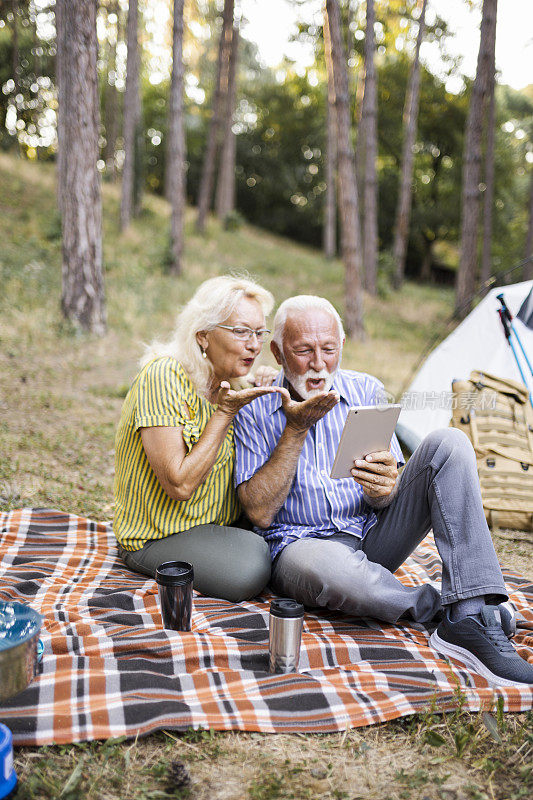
329;404;402;479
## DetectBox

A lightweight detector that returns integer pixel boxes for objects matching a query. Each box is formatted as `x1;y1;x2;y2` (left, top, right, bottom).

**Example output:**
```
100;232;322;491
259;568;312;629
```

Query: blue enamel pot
0;601;43;703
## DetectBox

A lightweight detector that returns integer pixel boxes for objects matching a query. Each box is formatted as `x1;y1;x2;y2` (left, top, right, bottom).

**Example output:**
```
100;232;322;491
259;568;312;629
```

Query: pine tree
324;84;337;259
57;0;106;334
362;0;378;295
324;0;365;339
120;0;142;230
196;0;234;233
392;0;428;288
479;42;496;293
166;0;186;275
103;1;121;180
215;24;239;222
525;170;533;280
455;0;498;317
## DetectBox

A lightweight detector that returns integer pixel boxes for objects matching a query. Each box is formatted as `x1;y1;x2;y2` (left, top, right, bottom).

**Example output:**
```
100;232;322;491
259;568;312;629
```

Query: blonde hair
141;275;274;396
272;295;344;351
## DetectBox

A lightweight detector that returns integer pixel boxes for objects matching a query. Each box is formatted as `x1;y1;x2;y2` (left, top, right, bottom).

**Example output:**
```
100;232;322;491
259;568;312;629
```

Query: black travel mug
268;598;305;674
156;561;194;631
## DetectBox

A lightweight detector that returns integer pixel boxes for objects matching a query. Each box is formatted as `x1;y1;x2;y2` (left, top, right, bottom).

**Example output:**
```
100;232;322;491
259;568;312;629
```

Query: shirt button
322;470;328;476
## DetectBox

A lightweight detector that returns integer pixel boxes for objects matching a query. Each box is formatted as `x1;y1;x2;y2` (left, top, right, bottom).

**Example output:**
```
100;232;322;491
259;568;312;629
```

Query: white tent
396;280;533;452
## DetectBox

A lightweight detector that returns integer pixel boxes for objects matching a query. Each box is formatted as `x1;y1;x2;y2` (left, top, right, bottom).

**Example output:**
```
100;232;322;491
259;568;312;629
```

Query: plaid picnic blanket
1;508;532;745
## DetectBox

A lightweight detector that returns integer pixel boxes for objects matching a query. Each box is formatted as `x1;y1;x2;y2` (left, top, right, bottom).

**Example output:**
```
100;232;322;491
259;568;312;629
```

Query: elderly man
233;295;533;687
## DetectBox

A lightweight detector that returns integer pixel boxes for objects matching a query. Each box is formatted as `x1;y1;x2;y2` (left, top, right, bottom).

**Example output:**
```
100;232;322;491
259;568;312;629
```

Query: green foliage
0;2;56;156
43;209;62;241
1;1;532;280
376;249;396;299
377;54;467;279
233;68;327;247
223;209;244;231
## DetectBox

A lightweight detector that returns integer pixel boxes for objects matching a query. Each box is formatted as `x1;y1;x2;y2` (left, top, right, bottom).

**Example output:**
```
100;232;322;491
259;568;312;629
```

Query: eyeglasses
216;325;271;342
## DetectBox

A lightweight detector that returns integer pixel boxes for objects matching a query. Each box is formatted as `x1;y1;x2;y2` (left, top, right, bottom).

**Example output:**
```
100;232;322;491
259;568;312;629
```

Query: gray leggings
118;523;271;603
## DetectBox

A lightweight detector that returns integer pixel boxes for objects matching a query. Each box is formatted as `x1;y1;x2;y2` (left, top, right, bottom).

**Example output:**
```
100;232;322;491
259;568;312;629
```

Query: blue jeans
271;429;508;623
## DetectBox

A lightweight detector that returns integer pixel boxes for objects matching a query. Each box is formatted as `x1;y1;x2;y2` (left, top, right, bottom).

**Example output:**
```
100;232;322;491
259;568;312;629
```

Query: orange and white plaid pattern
0;508;532;745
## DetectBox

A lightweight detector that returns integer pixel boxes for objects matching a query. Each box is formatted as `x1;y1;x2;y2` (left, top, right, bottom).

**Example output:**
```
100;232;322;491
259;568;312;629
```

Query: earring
201;346;207;359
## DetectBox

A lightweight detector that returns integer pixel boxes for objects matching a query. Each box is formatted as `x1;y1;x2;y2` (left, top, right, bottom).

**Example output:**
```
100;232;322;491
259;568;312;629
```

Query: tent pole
497;299;533;410
497;294;533;378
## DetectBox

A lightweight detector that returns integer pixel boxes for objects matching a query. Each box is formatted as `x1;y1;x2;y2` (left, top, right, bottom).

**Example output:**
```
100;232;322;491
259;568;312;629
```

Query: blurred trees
120;0;141;229
325;0;364;338
0;0;532;302
101;0;121;179
392;0;428;288
456;0;498;316
196;0;234;232
361;0;378;295
480;29;496;292
0;0;56;154
215;20;238;222
526;171;533;280
166;0;186;275
324;47;337;260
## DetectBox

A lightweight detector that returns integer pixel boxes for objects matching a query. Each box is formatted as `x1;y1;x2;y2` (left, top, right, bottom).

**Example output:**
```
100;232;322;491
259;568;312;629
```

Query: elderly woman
114;275;280;602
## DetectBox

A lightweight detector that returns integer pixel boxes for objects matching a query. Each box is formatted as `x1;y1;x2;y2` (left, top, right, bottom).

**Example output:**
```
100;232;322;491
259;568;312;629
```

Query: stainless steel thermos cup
156;561;194;631
268;598;304;673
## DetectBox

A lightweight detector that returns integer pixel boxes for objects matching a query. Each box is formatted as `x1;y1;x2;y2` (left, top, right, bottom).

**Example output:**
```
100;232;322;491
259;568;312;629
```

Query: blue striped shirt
233;369;405;560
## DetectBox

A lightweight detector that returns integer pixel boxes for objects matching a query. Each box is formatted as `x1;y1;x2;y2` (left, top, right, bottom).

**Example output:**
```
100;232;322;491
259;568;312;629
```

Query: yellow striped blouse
113;356;240;551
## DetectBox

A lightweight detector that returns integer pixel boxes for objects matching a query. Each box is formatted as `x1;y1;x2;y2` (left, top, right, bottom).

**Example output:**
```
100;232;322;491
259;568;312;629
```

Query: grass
1;151;532;799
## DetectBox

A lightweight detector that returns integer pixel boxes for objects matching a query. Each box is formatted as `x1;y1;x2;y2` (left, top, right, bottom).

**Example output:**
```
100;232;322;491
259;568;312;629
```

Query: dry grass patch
12;707;533;800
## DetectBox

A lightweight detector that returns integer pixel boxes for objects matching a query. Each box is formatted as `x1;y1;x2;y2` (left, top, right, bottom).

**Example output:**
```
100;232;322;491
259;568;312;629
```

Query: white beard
285;367;337;400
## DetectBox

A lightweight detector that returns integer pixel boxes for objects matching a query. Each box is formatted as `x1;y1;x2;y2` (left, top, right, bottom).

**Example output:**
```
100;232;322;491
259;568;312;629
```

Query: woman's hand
216;381;283;418
351;450;398;498
251;365;279;387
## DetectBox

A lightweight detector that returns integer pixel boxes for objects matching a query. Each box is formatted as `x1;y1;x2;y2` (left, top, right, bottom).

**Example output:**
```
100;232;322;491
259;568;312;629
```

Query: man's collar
265;369;350;415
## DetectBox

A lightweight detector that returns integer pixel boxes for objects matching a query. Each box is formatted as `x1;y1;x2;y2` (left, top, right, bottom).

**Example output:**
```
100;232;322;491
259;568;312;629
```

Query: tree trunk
354;68;366;229
166;0;186;275
196;0;234;233
362;0;378;295
344;0;357;103
103;1;120;180
525;170;533;280
392;0;428;289
479;44;496;294
58;0;106;335
455;0;498;317
55;0;67;213
120;0;141;230
324;0;365;339
324;90;337;259
215;24;239;221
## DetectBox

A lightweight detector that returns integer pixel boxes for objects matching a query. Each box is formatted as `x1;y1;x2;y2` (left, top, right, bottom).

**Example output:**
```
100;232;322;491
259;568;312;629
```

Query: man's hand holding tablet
351;450;398;499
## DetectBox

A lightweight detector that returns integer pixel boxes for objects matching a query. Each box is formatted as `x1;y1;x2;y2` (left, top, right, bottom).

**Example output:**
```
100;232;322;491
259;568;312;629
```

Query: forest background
1;0;532;300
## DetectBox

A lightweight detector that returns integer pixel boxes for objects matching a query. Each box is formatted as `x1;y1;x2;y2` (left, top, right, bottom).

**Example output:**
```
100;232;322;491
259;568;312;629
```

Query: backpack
450;370;533;536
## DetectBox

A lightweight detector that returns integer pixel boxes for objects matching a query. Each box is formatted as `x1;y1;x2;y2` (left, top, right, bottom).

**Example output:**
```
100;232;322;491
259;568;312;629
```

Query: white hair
141;274;274;396
272;295;345;351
